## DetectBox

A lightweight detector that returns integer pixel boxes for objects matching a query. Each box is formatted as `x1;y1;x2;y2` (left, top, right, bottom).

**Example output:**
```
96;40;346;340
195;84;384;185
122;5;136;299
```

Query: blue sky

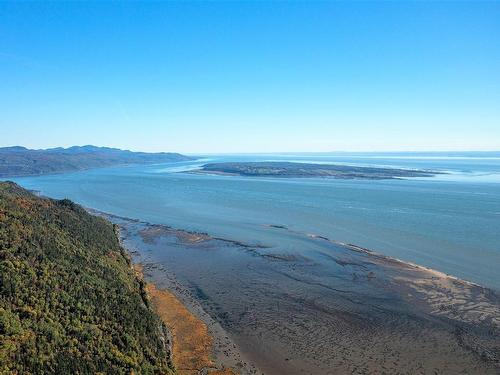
1;1;499;153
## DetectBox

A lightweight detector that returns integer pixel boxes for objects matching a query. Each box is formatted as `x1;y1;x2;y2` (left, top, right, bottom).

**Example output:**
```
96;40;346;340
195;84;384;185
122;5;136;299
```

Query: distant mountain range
0;145;193;177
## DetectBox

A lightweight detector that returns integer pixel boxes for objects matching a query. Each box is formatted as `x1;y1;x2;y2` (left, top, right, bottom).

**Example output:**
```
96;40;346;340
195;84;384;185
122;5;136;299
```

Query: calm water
9;152;500;290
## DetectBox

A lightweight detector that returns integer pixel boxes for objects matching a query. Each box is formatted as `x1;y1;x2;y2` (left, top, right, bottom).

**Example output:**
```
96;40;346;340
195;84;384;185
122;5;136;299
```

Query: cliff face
0;181;175;374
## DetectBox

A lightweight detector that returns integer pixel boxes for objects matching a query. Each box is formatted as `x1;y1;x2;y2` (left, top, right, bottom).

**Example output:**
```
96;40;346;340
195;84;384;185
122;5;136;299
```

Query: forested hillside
0;145;192;177
0;181;175;374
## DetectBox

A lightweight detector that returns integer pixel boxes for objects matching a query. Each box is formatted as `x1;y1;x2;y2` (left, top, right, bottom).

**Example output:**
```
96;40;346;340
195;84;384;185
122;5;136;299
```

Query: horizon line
2;145;500;155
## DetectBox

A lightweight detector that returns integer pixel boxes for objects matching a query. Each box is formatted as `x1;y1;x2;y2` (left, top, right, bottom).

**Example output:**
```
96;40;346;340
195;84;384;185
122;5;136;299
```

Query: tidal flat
95;210;500;375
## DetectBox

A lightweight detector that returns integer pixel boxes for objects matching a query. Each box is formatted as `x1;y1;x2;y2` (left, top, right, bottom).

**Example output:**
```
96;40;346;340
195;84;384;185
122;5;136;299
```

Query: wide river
11;152;500;290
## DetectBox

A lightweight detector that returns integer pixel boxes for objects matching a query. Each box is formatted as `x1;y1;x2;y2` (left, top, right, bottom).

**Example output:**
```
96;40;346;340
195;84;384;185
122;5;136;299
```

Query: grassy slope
0;182;174;374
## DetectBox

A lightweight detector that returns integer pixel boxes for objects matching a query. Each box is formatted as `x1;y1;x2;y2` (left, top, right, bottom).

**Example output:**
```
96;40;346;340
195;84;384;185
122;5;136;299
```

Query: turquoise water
9;152;500;290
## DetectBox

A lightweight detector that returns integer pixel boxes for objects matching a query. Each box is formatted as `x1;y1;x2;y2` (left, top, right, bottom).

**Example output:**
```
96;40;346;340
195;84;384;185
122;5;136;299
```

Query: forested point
0;181;175;374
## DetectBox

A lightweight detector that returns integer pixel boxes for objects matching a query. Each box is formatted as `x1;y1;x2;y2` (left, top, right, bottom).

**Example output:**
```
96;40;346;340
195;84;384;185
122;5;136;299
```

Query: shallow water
110;213;500;375
10;152;500;290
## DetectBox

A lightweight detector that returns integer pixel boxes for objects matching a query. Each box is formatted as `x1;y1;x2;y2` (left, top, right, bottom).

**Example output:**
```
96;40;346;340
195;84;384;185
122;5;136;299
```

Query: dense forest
0;181;175;374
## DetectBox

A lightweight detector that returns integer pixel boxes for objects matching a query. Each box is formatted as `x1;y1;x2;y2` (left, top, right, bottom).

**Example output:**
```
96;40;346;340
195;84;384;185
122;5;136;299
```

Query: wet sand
93;209;500;375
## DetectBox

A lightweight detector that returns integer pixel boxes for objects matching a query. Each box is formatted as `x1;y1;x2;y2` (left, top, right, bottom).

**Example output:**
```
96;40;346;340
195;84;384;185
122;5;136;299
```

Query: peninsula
0;145;193;177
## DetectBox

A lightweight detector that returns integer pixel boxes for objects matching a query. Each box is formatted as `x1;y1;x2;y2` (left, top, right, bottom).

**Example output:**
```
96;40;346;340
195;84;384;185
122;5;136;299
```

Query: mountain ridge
0;145;193;177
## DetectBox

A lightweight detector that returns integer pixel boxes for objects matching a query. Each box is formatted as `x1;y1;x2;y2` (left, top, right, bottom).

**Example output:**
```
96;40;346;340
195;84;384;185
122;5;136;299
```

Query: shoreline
13;195;256;373
107;215;261;375
134;260;260;375
92;207;495;294
92;207;500;374
132;264;236;375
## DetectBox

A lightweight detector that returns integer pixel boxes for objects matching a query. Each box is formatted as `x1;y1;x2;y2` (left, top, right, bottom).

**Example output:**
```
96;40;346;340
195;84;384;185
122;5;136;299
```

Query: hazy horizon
1;144;500;155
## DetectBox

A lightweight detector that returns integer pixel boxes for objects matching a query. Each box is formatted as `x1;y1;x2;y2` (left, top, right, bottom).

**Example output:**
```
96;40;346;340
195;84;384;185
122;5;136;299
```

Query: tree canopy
0;182;174;374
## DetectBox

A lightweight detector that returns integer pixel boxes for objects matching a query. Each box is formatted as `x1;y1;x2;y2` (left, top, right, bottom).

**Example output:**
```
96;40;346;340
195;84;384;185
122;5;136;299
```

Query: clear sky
1;1;499;153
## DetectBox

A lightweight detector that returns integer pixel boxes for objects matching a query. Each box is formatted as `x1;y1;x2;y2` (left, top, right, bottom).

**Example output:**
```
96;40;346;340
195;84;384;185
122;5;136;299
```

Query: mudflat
97;211;499;375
